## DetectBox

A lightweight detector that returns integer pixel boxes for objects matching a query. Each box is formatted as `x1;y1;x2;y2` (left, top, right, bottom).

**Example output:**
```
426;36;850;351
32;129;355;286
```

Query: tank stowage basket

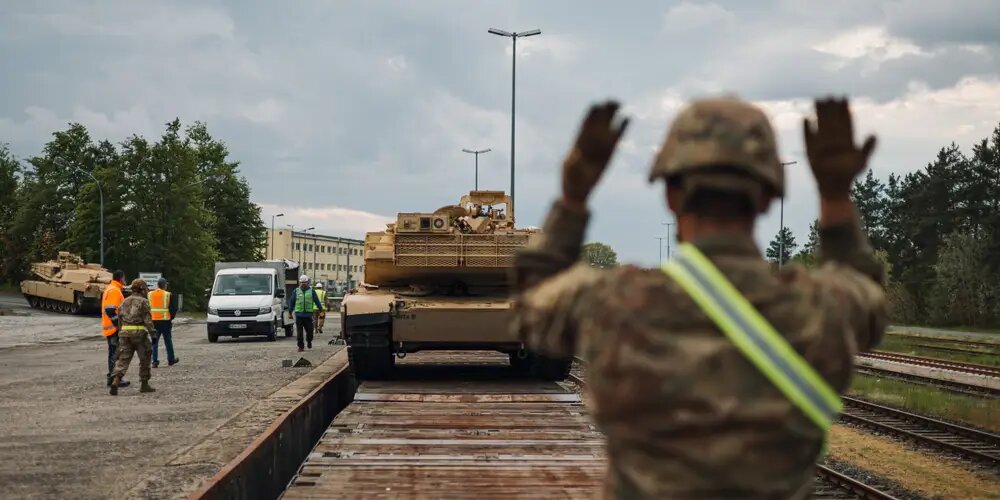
394;233;529;267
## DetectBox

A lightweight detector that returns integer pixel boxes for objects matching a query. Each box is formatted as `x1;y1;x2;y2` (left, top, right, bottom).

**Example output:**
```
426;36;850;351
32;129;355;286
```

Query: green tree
581;242;618;268
928;231;996;326
765;227;797;265
6;124;96;278
188;122;266;262
791;219;819;267
851;169;887;249
0;144;21;282
123;120;218;308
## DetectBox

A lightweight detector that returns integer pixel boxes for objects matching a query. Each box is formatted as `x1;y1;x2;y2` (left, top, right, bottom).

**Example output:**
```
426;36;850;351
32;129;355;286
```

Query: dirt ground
0;314;343;500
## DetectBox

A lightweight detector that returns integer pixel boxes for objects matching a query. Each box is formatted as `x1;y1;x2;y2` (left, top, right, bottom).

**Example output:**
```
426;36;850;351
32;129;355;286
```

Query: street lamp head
304;227;315;232
488;28;513;37
275;213;285;217
482;148;492;153
462;149;475;153
518;29;541;37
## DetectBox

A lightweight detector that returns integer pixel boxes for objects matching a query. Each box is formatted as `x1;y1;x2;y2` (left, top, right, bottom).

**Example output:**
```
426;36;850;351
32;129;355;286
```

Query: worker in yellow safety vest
287;275;324;352
313;282;328;334
101;269;130;389
148;277;179;368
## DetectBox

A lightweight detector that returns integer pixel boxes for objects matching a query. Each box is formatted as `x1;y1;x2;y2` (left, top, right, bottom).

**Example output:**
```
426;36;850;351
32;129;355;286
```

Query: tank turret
20;252;111;314
341;191;570;381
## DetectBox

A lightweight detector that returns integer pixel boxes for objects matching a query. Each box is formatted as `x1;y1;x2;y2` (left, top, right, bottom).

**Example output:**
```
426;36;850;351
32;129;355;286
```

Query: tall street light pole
270;213;284;260
655;237;666;264
489;27;541;213
73;167;104;266
462;148;492;191
301;227;315;271
661;221;674;260
778;161;798;269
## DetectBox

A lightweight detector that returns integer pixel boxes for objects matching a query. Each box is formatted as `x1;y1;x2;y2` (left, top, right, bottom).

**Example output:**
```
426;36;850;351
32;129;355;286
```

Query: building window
295;243;300;250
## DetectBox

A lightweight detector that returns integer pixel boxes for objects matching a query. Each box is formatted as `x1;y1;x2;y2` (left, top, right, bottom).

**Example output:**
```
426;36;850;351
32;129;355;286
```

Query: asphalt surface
0;311;343;499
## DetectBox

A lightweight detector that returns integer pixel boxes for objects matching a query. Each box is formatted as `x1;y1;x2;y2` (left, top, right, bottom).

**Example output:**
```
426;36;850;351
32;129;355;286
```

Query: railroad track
570;358;899;499
859;351;1000;378
284;352;605;497
840;396;1000;466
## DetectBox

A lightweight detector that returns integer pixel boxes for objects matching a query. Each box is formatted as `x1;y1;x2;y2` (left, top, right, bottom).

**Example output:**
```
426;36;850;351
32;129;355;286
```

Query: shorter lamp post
461;148;491;190
270;213;284;259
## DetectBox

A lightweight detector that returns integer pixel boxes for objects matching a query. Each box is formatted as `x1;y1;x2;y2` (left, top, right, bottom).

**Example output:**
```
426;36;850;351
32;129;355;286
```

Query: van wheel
208;332;218;343
267;321;277;342
283;322;293;337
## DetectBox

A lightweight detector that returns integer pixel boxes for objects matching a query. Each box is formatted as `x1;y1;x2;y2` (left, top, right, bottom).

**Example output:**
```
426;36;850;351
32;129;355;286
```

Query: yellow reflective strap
120;325;146;330
662;243;842;431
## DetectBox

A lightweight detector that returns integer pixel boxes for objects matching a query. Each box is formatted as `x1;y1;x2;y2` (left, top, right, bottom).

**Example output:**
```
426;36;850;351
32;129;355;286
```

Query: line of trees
768;122;1000;328
0;120;265;309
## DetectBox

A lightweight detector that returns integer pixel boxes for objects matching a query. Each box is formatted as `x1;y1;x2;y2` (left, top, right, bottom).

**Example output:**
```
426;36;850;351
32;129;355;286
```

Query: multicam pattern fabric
118;295;156;338
113;335;151;382
649;98;784;195
511;201;886;499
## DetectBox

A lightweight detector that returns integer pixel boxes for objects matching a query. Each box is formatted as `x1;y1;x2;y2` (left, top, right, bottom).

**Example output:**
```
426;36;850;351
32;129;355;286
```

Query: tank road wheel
24;295;39;308
69;293;83;314
346;324;395;381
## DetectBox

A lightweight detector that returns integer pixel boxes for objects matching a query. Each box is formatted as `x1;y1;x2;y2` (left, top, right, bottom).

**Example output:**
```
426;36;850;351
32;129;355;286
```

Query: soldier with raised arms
512;98;886;498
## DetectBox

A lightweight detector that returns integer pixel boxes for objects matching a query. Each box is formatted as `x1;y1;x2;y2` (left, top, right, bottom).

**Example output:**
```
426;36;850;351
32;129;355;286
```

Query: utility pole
462;148;491;190
655;237;665;264
489;27;541;211
301;227;315;271
270;213;284;260
778;161;798;269
661;221;674;260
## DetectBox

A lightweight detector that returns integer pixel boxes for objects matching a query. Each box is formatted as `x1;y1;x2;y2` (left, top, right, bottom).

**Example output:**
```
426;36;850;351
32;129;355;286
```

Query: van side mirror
276;289;285;298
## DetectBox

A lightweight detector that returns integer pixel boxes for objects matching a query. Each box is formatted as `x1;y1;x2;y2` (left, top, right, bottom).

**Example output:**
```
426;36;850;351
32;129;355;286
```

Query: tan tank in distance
20;251;112;314
341;190;572;380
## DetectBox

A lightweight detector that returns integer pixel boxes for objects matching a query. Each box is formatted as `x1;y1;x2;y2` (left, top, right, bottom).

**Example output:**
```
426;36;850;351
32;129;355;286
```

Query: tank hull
20;280;104;314
342;191;570;380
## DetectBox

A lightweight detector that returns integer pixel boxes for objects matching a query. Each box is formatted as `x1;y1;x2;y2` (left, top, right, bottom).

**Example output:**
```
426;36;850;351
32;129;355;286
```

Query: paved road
0;291;30;311
889;325;1000;343
0;319;343;500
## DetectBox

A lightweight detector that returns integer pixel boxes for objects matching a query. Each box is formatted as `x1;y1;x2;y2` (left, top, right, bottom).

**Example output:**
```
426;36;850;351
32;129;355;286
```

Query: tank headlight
433;217;445;229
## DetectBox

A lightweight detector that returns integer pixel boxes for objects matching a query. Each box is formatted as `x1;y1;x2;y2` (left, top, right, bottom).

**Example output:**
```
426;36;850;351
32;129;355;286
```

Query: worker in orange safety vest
148;277;179;368
101;269;130;389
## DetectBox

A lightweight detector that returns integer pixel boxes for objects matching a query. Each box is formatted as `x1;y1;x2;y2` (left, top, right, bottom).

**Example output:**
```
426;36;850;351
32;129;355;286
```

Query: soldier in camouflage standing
512;98;886;498
110;279;158;396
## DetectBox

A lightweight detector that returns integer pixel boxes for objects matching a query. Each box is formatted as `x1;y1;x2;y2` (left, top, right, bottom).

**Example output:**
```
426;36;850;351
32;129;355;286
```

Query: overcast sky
2;1;998;264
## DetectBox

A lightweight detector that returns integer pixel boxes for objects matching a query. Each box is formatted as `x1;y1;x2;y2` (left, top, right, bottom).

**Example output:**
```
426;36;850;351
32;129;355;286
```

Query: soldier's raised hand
803;98;876;199
562;101;629;206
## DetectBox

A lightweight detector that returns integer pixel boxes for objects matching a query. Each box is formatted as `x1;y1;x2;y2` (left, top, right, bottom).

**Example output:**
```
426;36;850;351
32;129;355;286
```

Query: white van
206;265;294;342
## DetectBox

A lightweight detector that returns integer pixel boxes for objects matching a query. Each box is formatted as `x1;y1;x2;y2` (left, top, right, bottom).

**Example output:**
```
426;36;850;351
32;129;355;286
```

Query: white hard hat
315;282;324;288
299;274;310;283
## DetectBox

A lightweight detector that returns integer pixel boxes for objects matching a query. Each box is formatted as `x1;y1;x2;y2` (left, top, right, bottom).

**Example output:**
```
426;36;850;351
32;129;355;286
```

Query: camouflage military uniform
112;294;156;383
512;98;887;498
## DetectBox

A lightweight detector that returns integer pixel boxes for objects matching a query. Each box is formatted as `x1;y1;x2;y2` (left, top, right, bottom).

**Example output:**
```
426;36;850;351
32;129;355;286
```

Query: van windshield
213;274;272;296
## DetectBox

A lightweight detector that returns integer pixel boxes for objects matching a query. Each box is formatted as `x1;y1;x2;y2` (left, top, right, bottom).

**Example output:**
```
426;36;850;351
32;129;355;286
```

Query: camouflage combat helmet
649;97;784;197
129;278;148;293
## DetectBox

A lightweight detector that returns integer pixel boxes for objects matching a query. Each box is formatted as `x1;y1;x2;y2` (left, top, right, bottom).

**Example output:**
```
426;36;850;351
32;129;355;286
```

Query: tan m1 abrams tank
20;251;112;314
341;190;572;380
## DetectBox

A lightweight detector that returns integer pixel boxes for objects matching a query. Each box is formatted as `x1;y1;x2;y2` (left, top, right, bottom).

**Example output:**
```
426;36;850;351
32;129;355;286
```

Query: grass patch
849;373;999;432
879;334;1000;366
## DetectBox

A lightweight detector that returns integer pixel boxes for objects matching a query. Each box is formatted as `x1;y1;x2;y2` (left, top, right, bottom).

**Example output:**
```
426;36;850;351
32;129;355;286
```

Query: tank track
346;323;395;380
509;352;572;381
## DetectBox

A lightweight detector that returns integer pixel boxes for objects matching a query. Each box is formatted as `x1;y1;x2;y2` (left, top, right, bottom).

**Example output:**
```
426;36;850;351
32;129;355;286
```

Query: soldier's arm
512;200;603;357
141;301;156;338
805;98;886;351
